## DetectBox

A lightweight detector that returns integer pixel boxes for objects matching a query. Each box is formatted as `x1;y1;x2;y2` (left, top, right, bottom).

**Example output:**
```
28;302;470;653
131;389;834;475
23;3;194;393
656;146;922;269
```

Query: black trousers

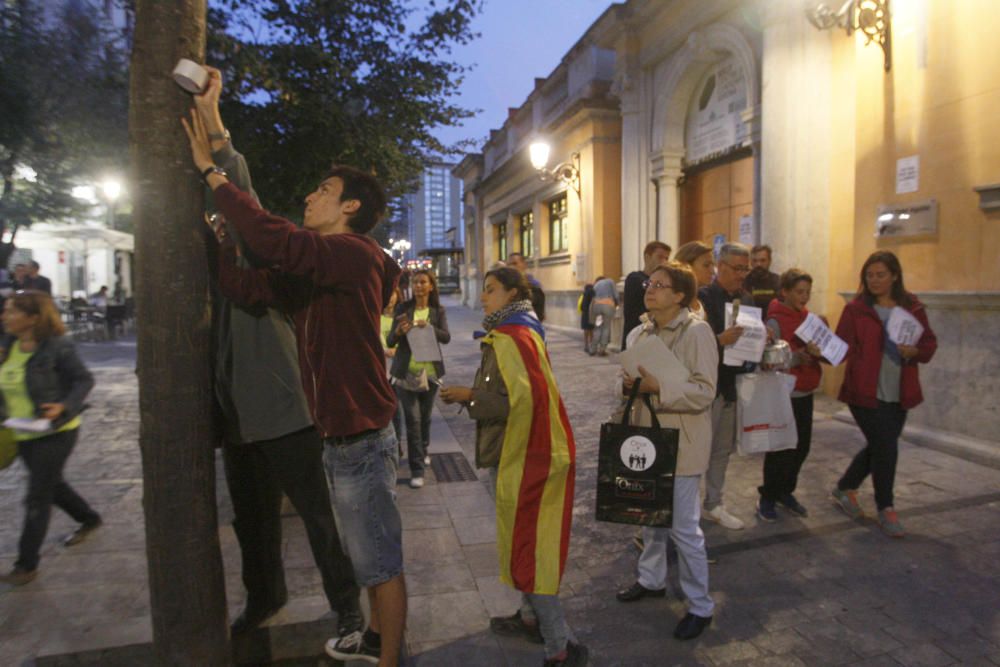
759;394;814;501
222;426;359;615
839;401;907;510
17;429;100;571
396;384;438;477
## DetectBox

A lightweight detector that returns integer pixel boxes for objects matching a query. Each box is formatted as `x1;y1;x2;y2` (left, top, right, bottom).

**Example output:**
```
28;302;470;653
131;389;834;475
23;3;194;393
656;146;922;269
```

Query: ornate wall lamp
529;141;581;199
806;0;891;71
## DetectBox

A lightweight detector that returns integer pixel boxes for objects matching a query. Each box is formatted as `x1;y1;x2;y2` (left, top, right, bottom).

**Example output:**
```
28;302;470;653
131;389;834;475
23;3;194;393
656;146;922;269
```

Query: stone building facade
458;0;999;447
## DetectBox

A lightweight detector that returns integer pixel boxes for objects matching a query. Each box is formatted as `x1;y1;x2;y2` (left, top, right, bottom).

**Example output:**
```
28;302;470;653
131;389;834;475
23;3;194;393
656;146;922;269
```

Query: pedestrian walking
699;243;754;530
578;283;595;353
440;267;587;666
831;251;937;537
182;87;406;666
756;269;823;522
590;275;618;356
0;290;101;586
386;269;450;488
192;67;362;638
621;241;671;350
613;262;717;641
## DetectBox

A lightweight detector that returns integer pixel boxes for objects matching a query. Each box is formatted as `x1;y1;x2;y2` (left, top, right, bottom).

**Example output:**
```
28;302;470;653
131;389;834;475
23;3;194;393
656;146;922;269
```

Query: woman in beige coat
613;261;718;641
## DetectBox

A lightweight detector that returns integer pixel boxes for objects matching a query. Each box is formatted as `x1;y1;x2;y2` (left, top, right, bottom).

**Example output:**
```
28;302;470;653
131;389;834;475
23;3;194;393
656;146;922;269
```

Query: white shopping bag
736;373;798;455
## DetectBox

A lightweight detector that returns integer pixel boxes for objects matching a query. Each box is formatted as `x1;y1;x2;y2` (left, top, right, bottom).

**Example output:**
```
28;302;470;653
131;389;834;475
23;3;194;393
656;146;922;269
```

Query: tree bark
129;2;229;665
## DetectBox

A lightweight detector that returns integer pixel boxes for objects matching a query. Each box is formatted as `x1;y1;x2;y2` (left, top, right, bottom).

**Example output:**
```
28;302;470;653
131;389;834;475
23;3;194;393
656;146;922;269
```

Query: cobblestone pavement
2;302;1000;666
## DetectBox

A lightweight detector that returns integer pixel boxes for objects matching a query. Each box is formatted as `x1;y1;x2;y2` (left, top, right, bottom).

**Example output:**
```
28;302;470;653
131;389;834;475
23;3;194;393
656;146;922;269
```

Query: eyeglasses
642;279;673;291
720;261;750;274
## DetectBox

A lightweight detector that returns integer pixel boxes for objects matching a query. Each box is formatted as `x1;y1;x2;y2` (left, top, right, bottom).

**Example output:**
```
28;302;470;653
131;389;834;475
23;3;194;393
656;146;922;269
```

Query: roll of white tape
172;58;208;94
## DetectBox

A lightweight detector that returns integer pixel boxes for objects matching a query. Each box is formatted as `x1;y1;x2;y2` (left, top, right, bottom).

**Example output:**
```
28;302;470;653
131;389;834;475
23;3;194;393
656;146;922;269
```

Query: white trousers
636;474;715;617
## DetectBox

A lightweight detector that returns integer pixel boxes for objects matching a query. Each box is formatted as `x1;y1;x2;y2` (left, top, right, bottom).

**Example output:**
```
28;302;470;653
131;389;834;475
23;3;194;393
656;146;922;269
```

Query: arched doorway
648;25;760;250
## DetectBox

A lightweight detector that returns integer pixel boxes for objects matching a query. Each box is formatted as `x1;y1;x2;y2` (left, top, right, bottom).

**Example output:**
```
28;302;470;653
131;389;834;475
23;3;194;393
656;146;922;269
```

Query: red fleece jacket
835;295;937;410
212;183;401;438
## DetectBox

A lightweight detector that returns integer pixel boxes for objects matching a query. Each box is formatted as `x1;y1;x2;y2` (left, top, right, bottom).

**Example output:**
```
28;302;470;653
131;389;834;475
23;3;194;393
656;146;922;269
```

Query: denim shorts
322;426;403;588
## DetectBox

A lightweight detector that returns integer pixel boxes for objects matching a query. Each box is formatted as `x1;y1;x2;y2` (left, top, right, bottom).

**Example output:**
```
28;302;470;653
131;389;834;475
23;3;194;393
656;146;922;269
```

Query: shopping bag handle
621;380;661;430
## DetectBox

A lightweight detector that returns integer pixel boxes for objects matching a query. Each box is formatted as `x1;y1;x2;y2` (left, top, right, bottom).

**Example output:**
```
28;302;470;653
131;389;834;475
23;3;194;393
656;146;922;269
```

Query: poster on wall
712;234;726;259
738;215;754;244
895;155;919;194
685;55;749;164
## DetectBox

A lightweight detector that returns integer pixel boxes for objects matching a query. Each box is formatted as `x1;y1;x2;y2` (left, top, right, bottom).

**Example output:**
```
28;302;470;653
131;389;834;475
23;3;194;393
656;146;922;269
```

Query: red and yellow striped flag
485;322;575;595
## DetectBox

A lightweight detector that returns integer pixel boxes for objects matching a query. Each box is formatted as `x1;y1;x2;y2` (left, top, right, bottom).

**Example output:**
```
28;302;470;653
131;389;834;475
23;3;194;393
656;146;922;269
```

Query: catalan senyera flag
484;315;575;595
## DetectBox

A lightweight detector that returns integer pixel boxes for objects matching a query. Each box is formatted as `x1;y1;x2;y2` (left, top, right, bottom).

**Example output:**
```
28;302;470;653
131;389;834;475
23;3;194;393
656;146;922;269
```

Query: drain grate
430;452;478;483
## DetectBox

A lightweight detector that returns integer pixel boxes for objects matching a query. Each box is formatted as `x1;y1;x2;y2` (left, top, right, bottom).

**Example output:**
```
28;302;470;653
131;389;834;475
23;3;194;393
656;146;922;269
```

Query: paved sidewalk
2;302;1000;666
406;299;1000;666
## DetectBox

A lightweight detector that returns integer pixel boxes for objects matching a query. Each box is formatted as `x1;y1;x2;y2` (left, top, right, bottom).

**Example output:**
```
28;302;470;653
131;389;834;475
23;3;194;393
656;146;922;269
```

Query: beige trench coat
615;308;718;476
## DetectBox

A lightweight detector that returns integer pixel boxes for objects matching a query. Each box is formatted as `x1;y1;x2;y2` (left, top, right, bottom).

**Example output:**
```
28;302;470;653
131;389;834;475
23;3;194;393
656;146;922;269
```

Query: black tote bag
595;382;680;527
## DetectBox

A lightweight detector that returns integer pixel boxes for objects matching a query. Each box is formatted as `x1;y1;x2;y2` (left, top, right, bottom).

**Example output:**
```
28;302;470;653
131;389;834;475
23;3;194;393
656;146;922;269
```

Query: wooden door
679;155;753;246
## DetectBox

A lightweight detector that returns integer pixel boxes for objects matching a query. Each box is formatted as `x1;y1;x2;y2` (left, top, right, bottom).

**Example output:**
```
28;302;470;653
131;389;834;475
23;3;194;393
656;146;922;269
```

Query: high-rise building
387;162;463;260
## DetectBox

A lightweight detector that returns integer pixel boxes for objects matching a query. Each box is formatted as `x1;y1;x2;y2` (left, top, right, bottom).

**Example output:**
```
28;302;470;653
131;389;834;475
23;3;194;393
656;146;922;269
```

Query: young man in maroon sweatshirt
183;102;405;666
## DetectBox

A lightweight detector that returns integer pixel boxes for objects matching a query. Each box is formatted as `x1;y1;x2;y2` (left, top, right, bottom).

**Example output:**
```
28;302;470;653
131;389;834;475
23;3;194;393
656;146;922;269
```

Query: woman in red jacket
832;251;937;537
758;269;823;522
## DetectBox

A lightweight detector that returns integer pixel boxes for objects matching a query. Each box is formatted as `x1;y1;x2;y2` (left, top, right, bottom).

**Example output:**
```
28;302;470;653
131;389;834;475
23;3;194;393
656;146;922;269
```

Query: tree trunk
129;2;229;665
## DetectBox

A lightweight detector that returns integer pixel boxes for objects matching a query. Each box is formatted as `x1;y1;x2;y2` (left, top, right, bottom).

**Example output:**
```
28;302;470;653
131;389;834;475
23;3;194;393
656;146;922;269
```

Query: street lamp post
102;179;122;230
529;140;581;199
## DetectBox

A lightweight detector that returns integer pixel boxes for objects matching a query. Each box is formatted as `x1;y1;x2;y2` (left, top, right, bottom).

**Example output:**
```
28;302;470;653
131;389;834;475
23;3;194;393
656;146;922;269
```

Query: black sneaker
777;493;809;517
756;498;778;522
543;641;589;666
489;610;544;644
324;630;380;664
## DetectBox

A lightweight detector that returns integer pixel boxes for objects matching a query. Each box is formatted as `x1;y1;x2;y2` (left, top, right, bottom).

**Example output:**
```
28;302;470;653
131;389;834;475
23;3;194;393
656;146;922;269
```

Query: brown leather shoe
0;567;38;586
65;517;102;547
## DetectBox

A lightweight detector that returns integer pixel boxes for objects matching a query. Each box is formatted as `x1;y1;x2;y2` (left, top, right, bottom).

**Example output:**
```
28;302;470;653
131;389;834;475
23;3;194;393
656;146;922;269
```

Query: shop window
548;195;568;253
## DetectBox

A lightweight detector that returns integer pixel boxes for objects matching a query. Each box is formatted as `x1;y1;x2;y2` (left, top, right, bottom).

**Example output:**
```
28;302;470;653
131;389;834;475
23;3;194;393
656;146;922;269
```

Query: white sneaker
706;505;744;530
424;455;431;466
325;630;379;664
409;477;425;489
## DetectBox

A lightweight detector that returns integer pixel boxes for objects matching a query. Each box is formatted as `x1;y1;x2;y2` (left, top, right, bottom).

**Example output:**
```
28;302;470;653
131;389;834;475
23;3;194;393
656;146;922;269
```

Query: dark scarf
482;299;535;332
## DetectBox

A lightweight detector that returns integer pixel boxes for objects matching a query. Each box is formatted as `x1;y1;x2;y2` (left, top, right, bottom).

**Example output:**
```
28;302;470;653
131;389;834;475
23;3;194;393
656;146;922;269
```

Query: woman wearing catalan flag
441;267;587;667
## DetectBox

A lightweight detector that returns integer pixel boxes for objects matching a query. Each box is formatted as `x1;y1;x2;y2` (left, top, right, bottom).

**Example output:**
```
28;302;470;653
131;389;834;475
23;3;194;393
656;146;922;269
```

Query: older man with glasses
698;243;754;530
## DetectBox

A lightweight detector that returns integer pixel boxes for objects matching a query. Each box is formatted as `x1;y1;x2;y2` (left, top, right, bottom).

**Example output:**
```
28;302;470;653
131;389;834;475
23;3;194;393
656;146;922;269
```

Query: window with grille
548;195;568;253
497;222;507;261
518;211;534;257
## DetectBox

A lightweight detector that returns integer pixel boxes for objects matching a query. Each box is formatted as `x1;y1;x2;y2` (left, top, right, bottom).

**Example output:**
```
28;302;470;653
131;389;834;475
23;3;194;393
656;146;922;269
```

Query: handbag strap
620;380;662;430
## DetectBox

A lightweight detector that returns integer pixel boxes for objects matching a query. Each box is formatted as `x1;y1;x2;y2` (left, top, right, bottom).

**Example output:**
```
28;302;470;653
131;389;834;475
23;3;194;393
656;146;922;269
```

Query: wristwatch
200;165;228;184
207;128;231;142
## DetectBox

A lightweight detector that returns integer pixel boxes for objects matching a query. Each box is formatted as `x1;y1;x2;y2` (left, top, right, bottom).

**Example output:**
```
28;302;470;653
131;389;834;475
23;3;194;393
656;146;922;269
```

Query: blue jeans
323;426;403;588
396;384;438;478
488;467;570;659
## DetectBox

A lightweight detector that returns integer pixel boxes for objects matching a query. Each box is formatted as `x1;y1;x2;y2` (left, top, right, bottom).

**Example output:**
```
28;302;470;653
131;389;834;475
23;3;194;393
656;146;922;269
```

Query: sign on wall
685;56;749;164
895;155;919;194
875;199;938;238
738;215;754;244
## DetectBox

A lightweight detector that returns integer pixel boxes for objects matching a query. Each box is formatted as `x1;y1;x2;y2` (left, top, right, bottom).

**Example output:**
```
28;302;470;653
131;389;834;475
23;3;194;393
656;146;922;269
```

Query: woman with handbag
613;261;717;641
832;251;937;537
0;290;100;586
757;269;823;521
440;267;586;667
386;269;450;489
